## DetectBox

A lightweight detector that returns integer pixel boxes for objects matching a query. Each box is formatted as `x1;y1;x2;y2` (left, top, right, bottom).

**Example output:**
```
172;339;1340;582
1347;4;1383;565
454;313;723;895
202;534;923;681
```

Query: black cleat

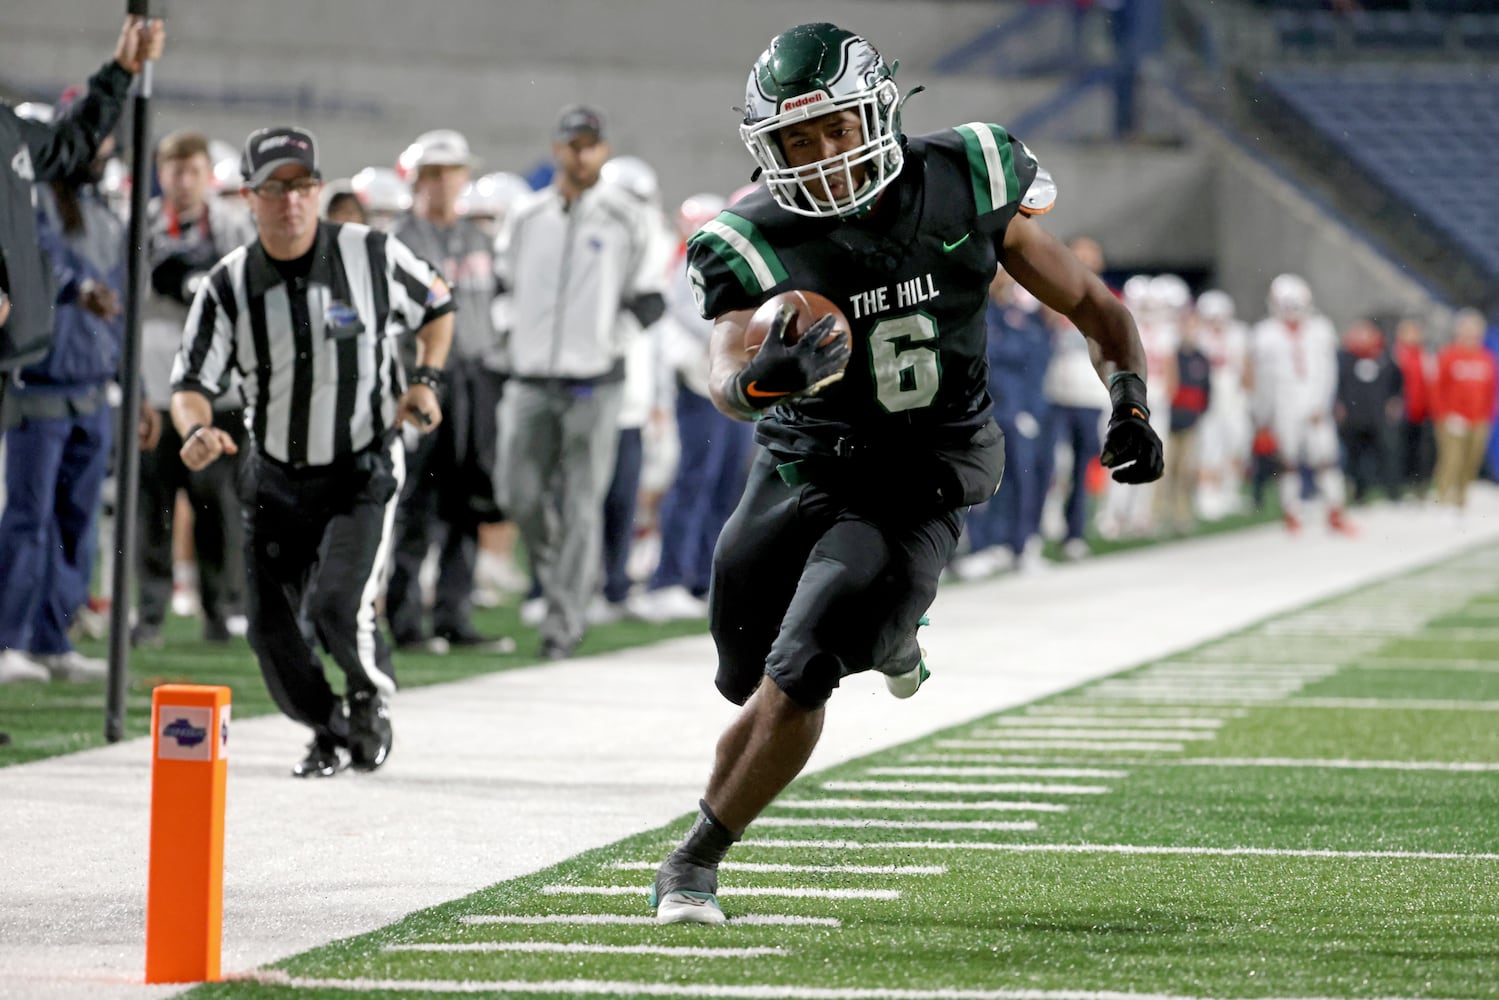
292;736;343;778
347;691;393;771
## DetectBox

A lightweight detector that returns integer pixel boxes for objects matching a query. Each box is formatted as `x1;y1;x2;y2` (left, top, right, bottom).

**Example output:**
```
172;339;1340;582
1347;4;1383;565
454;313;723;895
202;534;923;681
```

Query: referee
170;126;455;778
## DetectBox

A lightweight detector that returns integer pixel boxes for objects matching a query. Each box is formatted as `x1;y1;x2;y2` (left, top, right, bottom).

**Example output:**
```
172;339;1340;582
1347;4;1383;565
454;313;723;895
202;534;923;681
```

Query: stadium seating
1259;67;1499;287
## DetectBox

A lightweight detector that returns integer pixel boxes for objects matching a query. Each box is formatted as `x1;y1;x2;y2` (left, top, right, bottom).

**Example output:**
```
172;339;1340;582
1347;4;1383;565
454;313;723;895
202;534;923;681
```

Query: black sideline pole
106;0;164;742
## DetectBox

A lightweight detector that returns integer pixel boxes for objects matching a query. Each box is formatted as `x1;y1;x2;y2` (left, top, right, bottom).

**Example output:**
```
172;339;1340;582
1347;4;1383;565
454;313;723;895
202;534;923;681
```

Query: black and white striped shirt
171;221;454;467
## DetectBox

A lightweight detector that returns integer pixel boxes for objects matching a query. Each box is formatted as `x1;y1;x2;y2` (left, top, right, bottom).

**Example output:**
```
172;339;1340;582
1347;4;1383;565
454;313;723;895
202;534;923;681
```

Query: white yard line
755;817;1040;832
935;739;1186;752
540;885;901;900
250;969;1475;999
458;913;841;927
900;753;1499;772
866;766;1129;779
994;716;1226;729
1022;705;1250;718
772;798;1070;813
614;861;947;876
385;941;784;957
822;780;1111;795
964;728;1219;741
740;840;1499;862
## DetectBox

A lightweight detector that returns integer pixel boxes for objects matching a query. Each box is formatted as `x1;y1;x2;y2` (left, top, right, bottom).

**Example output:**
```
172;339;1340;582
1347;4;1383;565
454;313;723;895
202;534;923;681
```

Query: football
743;290;853;354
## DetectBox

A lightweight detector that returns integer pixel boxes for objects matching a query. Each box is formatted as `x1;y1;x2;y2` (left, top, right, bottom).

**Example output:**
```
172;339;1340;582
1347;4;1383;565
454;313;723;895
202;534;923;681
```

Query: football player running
650;22;1165;925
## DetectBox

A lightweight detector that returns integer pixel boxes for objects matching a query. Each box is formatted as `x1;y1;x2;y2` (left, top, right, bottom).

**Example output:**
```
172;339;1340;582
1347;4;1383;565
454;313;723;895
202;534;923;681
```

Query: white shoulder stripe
700;219;776;293
962;121;1010;210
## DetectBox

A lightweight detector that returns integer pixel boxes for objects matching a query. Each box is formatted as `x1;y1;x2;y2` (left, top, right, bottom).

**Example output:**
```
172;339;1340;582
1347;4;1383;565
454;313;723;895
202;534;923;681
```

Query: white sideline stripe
823;780;1110;795
541;885;901;900
774;798;1069;813
1024;705;1250;718
251;970;1472;999
867;766;1128;779
966;728;1218;741
756;817;1040;832
995;716;1225;729
386;941;784;958
615;861;946;876
740;840;1499;861
902;754;1499;773
937;739;1186;752
459;913;841;927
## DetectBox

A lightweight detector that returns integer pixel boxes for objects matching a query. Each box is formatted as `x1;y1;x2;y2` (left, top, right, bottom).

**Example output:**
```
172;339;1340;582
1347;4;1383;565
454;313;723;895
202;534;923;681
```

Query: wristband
184;423;206;443
410;365;445;392
1108;371;1150;420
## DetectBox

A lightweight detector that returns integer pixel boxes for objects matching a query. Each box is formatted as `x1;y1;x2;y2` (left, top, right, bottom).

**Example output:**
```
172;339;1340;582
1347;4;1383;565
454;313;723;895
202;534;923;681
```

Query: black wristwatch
409;365;445;392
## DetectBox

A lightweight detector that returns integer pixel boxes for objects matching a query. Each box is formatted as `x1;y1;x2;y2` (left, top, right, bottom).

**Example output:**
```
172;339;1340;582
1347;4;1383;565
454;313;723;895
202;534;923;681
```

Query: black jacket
0;60;132;371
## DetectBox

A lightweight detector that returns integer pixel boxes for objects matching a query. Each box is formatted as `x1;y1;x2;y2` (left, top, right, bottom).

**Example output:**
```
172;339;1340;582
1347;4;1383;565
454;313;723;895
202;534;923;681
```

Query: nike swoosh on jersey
744;381;792;399
942;233;972;252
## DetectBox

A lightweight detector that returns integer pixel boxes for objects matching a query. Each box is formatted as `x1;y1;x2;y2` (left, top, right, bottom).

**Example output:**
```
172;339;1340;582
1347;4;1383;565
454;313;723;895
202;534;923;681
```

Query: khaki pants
1433;419;1491;507
1154;425;1200;533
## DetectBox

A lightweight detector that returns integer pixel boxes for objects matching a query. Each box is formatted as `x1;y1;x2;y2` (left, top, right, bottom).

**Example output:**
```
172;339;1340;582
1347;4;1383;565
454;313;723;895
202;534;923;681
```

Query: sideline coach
170;126;455;778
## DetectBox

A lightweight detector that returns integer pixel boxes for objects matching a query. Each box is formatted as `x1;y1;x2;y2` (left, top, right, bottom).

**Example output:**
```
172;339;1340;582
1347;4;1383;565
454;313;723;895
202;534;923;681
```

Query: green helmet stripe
694;214;788;295
955;122;1019;216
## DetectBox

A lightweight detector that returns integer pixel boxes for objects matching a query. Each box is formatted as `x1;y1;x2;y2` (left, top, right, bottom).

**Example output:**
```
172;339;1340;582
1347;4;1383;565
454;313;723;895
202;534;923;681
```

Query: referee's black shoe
347;691;393;771
292;735;343;778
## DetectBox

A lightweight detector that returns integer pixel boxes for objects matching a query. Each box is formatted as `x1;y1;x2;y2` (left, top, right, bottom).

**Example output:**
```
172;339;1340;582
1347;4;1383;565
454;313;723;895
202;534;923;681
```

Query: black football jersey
686;123;1045;461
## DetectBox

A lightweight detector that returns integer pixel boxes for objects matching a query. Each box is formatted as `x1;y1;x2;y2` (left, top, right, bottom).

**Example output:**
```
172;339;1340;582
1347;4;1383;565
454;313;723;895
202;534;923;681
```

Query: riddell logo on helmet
782;92;828;111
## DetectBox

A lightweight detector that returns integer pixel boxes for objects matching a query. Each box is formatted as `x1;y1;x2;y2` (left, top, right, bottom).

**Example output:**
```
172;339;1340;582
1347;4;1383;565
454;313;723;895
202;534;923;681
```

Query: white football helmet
351;166;413;228
457;171;531;220
1196;289;1235;323
1267;273;1313;321
396;129;479;181
600;155;660;206
1150;274;1191;317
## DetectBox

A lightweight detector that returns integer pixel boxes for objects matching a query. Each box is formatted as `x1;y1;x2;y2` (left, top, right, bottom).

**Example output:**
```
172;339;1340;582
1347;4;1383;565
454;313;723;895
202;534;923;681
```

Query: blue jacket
16;190;124;396
985;299;1053;421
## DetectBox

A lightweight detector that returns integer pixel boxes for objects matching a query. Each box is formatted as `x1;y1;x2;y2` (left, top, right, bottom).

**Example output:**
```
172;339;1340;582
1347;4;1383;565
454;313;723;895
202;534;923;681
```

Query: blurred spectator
1040;236;1110;560
1;15;161;389
494;105;665;659
955;271;1052;579
1431;309;1497;510
1334;319;1403;504
387;130;509;653
0;116;155;682
1392;318;1434;499
1156;314;1211;534
592;155;675;623
320;178;367;225
1250;274;1352;534
632;192;755;623
1193;290;1252;520
136;128;256;647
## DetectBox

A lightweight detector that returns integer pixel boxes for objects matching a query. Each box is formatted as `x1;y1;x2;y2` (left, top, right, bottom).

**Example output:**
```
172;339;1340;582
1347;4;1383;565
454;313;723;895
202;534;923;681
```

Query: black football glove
731;306;851;412
1099;371;1164;484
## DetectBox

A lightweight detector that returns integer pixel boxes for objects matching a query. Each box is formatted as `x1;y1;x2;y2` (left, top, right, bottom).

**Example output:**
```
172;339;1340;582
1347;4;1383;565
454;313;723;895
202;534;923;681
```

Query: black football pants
241;438;403;743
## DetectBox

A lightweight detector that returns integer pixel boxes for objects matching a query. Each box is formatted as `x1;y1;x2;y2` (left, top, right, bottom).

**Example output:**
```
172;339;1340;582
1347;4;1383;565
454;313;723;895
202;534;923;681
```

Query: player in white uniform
1097;274;1179;538
1248;274;1353;534
1193;290;1252;520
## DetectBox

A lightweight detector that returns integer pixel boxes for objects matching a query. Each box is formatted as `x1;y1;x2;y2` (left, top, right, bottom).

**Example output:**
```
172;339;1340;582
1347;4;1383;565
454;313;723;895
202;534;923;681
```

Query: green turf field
177;548;1499;999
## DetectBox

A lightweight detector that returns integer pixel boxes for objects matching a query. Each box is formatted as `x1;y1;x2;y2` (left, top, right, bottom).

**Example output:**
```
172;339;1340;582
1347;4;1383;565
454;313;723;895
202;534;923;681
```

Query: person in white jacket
1249;273;1353;534
493;106;666;659
1193;290;1252;520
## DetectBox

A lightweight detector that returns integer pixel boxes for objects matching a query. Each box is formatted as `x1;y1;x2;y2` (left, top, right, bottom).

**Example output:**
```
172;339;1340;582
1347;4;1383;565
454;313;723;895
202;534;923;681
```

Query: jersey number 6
869;313;941;414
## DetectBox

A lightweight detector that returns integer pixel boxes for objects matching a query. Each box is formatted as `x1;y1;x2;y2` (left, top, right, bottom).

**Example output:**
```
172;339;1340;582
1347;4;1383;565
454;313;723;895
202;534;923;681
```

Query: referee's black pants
240;438;404;744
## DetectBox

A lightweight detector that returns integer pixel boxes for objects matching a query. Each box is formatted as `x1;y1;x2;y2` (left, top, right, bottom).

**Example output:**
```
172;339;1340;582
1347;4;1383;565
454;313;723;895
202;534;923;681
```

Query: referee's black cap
241;126;321;187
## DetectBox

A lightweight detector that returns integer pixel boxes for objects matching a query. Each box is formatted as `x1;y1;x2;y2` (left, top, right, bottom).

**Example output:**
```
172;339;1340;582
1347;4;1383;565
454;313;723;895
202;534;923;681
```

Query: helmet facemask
740;27;905;219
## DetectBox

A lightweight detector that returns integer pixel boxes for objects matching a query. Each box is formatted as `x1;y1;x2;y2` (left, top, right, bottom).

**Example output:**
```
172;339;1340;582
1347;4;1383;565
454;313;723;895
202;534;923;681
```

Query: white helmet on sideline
601;155;660;205
1267;273;1313;321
